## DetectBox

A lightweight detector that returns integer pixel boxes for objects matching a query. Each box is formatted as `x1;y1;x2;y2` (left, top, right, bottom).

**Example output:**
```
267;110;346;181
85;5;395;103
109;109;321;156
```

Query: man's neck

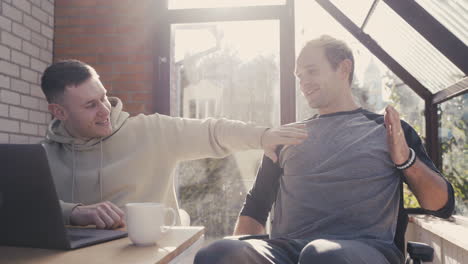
63;122;91;141
318;95;360;116
318;105;360;116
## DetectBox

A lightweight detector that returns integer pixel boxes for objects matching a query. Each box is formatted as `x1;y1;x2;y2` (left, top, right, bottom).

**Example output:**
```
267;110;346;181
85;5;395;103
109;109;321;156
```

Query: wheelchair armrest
407;241;434;262
223;234;270;240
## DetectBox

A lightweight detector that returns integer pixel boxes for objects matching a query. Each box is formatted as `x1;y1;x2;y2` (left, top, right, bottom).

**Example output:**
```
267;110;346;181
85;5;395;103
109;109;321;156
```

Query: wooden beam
425;100;440;169
433;77;468;105
153;0;170;115
280;0;296;124
166;5;283;23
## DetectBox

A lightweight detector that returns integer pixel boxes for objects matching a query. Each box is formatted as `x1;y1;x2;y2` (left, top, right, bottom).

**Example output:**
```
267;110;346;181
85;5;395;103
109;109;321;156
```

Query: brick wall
0;0;54;144
54;0;157;115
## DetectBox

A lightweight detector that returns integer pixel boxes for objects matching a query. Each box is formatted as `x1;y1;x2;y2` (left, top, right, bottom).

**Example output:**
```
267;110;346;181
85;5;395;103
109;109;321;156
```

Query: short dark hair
302;35;354;84
40;59;98;103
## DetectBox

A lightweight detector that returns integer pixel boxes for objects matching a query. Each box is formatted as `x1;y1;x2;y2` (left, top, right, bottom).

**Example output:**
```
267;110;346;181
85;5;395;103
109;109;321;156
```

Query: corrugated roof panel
415;0;468;46
364;1;464;93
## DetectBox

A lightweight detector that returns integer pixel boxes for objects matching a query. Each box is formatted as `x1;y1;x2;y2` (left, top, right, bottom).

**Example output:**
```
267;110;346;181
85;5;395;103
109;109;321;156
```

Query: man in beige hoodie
40;60;307;229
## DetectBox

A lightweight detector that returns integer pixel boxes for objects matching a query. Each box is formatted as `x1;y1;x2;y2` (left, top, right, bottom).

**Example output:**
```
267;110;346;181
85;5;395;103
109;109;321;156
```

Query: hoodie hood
45;97;129;151
44;97;129;206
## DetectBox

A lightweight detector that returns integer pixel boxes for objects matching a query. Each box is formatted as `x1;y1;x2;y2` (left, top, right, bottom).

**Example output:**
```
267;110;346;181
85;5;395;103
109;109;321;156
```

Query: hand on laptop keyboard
70;201;126;229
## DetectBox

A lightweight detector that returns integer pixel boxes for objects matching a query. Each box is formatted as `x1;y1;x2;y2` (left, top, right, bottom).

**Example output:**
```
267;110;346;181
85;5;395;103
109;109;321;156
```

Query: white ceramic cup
126;203;176;246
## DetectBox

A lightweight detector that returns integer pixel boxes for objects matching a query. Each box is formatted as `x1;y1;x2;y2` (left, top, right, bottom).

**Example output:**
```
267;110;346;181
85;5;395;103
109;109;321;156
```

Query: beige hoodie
42;97;267;225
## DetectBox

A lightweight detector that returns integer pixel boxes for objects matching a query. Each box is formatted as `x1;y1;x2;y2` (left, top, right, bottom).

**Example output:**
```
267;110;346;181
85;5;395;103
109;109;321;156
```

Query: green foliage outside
439;94;468;215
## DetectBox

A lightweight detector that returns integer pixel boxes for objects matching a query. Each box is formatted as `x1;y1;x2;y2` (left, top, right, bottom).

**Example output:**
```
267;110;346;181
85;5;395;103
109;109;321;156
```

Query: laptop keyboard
68;234;90;241
66;228;102;242
66;227;127;243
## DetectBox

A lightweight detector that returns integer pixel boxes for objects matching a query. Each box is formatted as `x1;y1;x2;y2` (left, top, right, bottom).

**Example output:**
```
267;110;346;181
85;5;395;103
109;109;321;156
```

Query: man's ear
48;103;67;121
339;59;352;82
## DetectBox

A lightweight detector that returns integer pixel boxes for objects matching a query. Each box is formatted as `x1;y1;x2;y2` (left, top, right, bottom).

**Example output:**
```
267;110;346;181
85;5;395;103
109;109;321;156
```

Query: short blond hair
300;35;354;84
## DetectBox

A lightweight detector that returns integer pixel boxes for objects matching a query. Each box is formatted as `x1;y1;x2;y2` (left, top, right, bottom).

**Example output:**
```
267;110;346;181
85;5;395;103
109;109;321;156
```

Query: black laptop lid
0;144;70;249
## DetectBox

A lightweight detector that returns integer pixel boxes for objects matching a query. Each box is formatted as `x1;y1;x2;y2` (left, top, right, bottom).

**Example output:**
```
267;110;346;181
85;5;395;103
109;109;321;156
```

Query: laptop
0;144;127;250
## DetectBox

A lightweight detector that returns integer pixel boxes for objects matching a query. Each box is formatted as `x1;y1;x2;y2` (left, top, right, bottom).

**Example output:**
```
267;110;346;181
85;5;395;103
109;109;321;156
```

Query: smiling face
295;36;356;115
295;45;344;110
55;75;112;140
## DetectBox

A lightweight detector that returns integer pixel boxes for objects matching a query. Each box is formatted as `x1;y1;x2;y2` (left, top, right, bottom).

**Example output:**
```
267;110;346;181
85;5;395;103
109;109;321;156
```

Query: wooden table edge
158;227;205;264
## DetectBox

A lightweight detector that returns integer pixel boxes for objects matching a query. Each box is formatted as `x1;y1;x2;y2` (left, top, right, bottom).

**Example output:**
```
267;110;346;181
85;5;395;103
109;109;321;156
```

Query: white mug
126;203;176;246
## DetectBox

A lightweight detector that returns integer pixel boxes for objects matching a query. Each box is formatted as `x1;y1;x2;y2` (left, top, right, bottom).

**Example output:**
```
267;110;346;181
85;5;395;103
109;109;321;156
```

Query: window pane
415;0;468;46
439;94;468;216
330;0;375;27
171;21;280;240
364;2;464;93
169;0;285;9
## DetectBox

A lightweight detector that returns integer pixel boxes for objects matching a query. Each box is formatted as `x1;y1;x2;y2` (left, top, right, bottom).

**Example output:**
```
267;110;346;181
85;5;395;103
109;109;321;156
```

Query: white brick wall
0;60;20;76
1;89;20;105
31;5;47;24
2;3;22;23
21;94;38;108
24;14;40;33
22;41;40;57
29;109;46;123
20;67;37;83
0;117;20;132
9;105;28;120
0;132;8;143
0;74;9;88
9;134;28;144
12;0;31;14
11;78;29;94
0;16;12;31
31;31;46;48
1;31;22;49
0;44;10;60
13;22;31;41
0;0;54;143
12;50;30;67
0;102;8;117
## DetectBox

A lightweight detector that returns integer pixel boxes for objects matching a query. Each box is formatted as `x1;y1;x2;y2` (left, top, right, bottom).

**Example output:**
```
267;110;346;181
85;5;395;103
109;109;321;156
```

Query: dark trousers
194;237;403;264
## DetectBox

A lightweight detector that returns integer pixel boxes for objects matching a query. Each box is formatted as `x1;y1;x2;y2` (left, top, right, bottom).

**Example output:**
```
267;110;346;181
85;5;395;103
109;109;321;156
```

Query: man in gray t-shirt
273;109;400;243
194;35;454;264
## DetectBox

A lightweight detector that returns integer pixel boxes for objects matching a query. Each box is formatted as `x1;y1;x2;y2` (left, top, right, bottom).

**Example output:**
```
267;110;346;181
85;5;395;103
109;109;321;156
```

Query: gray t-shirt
240;108;454;263
272;109;399;242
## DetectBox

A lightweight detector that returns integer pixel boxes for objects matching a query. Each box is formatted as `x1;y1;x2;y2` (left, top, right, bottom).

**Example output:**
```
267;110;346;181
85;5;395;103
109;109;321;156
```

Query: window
439;94;468;216
171;20;280;239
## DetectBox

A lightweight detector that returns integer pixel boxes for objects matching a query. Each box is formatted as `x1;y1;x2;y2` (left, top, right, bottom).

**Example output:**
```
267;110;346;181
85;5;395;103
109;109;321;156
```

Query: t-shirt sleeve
239;154;283;226
402;121;455;219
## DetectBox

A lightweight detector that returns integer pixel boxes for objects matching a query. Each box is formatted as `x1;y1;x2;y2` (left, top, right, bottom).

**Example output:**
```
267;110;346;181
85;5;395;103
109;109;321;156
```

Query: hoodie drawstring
71;141;104;203
99;140;103;202
71;143;76;203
